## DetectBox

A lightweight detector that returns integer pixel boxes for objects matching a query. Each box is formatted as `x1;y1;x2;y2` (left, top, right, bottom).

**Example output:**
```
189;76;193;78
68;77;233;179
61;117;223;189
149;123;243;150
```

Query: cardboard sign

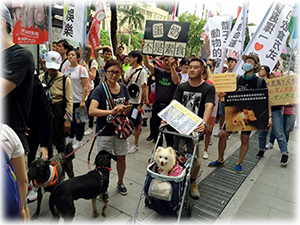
266;75;299;106
143;20;190;57
158;100;203;135
211;73;237;92
225;89;269;132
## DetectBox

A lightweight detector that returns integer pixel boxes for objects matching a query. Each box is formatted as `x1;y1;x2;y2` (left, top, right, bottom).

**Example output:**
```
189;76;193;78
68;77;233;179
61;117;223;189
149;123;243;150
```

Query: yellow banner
211;73;237;92
266;75;299;106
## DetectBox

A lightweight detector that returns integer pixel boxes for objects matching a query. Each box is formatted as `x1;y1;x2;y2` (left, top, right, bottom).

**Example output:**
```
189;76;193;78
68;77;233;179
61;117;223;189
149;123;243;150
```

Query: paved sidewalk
27;123;299;224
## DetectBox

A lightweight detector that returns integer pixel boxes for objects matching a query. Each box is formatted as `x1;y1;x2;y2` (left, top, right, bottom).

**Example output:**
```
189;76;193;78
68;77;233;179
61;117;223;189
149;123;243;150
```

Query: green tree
178;12;206;56
118;4;145;30
99;30;111;46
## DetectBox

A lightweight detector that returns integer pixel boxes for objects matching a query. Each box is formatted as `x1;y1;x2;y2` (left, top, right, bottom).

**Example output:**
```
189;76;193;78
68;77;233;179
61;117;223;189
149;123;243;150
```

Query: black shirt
91;82;130;136
154;67;180;104
173;81;215;118
2;44;35;133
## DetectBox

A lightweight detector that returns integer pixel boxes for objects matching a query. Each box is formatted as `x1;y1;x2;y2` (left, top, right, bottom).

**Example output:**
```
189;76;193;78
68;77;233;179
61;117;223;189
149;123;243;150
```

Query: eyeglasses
107;70;121;75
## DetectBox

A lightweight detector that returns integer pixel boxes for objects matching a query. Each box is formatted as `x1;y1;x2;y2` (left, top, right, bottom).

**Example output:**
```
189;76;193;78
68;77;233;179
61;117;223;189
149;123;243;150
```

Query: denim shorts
218;101;225;116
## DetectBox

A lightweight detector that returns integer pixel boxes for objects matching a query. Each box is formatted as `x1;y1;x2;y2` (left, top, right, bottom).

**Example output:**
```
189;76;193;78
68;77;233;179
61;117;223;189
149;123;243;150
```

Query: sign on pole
11;2;49;44
234;1;293;75
143;20;190;57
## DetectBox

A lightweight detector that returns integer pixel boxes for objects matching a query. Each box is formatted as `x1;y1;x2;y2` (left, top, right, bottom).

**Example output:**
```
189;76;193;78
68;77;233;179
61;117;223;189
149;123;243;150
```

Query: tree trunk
110;1;118;55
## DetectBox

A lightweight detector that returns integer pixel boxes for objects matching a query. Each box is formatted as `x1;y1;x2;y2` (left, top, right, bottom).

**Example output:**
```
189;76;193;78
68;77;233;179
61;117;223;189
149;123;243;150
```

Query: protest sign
11;2;49;44
158;100;203;135
234;1;293;75
225;89;269;132
61;1;87;43
143;20;190;57
266;75;299;106
207;15;233;73
211;73;237;92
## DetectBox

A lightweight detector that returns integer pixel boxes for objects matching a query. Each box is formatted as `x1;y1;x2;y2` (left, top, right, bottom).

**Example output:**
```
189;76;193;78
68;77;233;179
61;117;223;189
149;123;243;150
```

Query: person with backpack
62;48;89;149
79;44;99;136
209;55;272;173
1;123;28;221
39;51;73;154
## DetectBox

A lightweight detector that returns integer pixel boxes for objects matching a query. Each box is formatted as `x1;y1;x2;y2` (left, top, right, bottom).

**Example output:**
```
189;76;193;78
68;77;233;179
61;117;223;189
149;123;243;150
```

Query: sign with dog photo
158;100;203;135
225;89;269;131
143;20;190;57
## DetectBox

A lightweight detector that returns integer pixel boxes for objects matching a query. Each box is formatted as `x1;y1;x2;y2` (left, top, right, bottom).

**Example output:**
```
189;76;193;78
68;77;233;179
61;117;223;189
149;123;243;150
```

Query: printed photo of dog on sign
225;89;269;132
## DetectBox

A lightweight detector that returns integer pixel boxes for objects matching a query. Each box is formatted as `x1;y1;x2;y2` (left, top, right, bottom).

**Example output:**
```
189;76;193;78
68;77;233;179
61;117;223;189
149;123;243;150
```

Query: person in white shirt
94;45;113;84
179;58;189;83
122;51;148;153
63;49;89;149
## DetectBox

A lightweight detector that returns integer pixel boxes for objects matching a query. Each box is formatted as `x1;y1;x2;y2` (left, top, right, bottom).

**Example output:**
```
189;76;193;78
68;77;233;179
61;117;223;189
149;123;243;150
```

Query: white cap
45;51;62;70
223;64;228;69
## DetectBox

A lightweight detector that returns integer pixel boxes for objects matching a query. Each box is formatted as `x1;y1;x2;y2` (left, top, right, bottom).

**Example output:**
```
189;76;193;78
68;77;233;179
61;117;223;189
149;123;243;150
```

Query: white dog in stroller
153;147;183;176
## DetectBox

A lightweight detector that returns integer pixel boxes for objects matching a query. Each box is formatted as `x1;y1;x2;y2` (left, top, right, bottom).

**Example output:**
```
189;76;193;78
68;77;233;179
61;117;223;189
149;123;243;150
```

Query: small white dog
154;147;176;176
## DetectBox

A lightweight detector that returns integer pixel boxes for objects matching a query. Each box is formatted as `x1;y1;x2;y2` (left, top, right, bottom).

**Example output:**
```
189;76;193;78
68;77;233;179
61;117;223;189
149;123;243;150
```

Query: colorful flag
170;1;177;22
288;2;299;50
86;0;106;56
233;2;293;76
61;0;87;43
11;2;49;44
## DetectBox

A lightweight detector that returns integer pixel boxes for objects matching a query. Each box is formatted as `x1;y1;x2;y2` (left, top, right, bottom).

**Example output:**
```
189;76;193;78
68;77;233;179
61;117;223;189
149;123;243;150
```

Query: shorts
97;136;129;156
218;100;225;116
222;123;251;136
129;104;142;127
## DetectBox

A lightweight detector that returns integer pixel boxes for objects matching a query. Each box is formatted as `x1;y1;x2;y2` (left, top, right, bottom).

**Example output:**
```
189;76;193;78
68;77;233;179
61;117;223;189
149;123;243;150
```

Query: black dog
27;143;75;219
49;150;117;222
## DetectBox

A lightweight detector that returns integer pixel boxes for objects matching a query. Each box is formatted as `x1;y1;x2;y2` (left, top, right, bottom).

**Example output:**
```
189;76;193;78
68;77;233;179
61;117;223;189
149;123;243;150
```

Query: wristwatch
139;102;144;107
202;121;208;128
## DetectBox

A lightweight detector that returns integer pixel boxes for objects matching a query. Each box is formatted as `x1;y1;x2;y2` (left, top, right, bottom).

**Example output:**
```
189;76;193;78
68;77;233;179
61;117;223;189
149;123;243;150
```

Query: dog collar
96;166;112;171
34;162;60;188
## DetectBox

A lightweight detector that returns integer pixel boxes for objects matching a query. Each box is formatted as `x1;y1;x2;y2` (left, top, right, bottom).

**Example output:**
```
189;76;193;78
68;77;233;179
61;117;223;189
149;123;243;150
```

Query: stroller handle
159;125;201;142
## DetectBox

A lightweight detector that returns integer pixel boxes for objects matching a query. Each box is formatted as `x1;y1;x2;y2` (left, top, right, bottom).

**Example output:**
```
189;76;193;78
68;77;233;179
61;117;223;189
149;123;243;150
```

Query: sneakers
27;183;38;203
190;182;200;199
202;151;208;159
213;129;221;137
228;134;231;139
256;150;265;159
235;163;243;174
84;128;93;135
146;135;154;141
72;140;82;149
128;145;138;154
266;142;273;149
208;160;225;167
117;183;128;195
280;154;289;166
66;136;75;145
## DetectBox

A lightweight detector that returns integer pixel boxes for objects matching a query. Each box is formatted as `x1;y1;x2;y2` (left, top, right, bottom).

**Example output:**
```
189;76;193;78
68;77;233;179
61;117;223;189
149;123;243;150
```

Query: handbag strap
128;68;142;85
101;82;115;109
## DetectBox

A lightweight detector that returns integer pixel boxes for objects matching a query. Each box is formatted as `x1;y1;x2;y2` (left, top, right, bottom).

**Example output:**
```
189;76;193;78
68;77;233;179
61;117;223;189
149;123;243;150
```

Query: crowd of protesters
1;3;297;221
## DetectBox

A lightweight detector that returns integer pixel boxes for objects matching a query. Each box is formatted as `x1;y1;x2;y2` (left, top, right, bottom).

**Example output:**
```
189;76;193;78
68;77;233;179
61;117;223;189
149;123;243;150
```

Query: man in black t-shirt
172;58;215;199
209;55;272;174
142;40;181;145
1;4;35;155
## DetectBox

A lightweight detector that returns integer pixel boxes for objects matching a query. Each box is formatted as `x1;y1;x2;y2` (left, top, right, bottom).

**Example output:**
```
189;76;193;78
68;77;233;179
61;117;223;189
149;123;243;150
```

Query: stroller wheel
125;218;137;225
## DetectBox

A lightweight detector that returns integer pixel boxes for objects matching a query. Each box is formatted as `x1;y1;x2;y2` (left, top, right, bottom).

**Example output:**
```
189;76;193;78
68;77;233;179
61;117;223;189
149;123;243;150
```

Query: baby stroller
130;125;201;224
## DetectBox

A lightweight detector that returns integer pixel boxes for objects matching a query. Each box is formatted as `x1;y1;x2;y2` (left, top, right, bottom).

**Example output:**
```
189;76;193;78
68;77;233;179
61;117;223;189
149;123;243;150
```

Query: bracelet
269;116;273;118
139;102;144;107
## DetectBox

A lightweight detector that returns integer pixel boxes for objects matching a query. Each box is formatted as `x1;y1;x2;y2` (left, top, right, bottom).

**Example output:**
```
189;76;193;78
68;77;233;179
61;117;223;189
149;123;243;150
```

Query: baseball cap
45;51;62;70
227;57;237;62
223;64;228;69
1;3;12;33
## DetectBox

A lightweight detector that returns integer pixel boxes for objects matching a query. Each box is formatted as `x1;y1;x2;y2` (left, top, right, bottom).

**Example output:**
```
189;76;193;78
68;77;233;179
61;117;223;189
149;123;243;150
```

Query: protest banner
225;89;269;132
158;100;203;135
11;2;49;44
266;75;299;106
86;0;106;57
207;15;233;73
224;2;248;55
61;0;87;43
142;20;190;57
211;73;237;92
234;1;293;75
